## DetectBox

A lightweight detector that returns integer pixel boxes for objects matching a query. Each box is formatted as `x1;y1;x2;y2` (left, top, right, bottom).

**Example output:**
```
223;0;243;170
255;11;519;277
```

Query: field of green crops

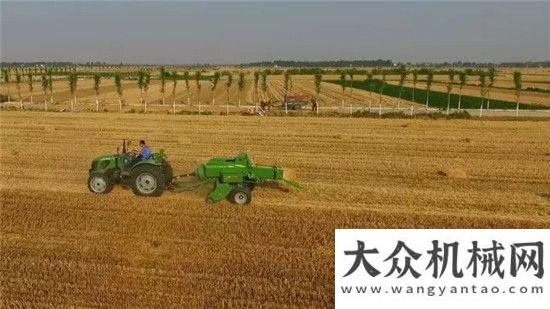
328;80;547;110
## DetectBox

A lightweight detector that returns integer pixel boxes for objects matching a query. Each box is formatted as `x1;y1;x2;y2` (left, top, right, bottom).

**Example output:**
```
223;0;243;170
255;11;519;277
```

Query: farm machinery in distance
252;95;313;114
281;95;311;111
88;141;301;204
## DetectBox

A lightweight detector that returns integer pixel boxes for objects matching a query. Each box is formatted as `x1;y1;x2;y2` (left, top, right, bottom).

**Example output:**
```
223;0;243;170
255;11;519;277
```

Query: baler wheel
229;187;252;205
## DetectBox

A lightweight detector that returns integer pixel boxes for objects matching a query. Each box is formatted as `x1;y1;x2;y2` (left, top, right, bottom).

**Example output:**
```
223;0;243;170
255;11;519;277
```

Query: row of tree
336;67;523;112
1;66;523;113
0;64;521;79
1;67;252;112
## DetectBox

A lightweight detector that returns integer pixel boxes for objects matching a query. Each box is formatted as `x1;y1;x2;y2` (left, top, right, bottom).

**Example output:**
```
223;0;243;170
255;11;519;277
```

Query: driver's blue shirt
140;146;152;160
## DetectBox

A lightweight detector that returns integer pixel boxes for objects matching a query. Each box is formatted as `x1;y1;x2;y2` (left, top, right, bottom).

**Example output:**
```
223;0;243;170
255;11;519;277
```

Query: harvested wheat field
1;111;550;307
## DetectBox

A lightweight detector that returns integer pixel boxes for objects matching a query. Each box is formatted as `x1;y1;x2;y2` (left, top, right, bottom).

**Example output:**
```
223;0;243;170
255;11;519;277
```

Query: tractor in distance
281;94;311;111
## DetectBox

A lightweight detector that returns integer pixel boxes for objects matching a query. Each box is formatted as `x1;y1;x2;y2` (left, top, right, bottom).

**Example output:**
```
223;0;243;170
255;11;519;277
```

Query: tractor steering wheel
122;152;137;167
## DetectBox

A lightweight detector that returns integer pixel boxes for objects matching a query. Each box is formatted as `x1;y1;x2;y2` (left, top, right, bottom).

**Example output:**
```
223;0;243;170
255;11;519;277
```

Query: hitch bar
173;172;196;179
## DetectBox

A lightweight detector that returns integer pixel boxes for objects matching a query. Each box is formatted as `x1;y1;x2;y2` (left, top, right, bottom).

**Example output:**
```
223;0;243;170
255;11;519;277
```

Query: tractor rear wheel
88;172;113;194
228;186;252;205
130;164;165;197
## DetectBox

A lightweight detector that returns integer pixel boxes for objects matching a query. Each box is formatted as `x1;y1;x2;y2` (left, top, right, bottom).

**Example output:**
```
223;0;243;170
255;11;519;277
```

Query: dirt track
1;111;549;306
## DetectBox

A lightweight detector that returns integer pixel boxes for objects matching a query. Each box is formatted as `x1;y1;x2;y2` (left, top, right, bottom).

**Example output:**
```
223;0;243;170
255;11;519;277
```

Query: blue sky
1;1;548;64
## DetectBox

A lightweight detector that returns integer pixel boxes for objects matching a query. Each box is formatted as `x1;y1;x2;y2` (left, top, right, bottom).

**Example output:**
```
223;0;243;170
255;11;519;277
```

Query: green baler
190;153;301;204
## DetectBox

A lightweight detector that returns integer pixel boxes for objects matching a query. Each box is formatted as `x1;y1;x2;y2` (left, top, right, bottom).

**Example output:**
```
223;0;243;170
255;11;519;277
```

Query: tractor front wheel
228;186;252;205
88;172;113;194
130;165;165;197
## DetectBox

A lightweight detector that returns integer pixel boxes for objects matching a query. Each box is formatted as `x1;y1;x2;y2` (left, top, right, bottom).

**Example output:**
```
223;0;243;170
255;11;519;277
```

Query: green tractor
88;140;173;196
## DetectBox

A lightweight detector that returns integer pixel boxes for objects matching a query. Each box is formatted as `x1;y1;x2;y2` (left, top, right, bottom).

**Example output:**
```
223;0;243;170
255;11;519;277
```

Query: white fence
1;100;550;118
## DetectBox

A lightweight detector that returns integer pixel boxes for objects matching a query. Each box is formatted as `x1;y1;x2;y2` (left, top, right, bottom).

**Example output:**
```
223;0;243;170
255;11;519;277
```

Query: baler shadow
255;181;290;193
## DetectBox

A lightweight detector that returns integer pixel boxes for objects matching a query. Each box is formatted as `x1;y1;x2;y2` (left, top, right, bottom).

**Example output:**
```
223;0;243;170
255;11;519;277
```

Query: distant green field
327;80;546;110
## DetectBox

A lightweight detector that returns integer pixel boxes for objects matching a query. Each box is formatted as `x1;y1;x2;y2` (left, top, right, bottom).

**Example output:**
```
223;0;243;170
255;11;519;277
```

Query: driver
137;140;152;160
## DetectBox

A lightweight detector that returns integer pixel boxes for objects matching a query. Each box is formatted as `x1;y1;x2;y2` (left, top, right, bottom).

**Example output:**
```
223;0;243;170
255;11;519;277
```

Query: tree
182;71;190;105
366;71;373;83
41;73;48;110
380;70;388;111
378;79;386;107
114;73;123;111
425;70;434;108
195;70;202;106
349;71;354;98
92;73;101;111
260;70;268;99
314;72;322;97
486;67;496;109
478;72;487;116
398;68;407;109
225;72;233;106
15;72;22;108
68;72;78;110
137;69;146;105
458;71;467;110
339;72;346;107
237;72;245;107
159;66;167;105
171;71;178;113
27;73;34;104
314;72;322;113
412;69;418;102
47;69;53;105
143;72;150;111
446;71;455;115
513;71;522;116
211;71;220;104
2;69;10;102
284;71;292;100
253;71;260;105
